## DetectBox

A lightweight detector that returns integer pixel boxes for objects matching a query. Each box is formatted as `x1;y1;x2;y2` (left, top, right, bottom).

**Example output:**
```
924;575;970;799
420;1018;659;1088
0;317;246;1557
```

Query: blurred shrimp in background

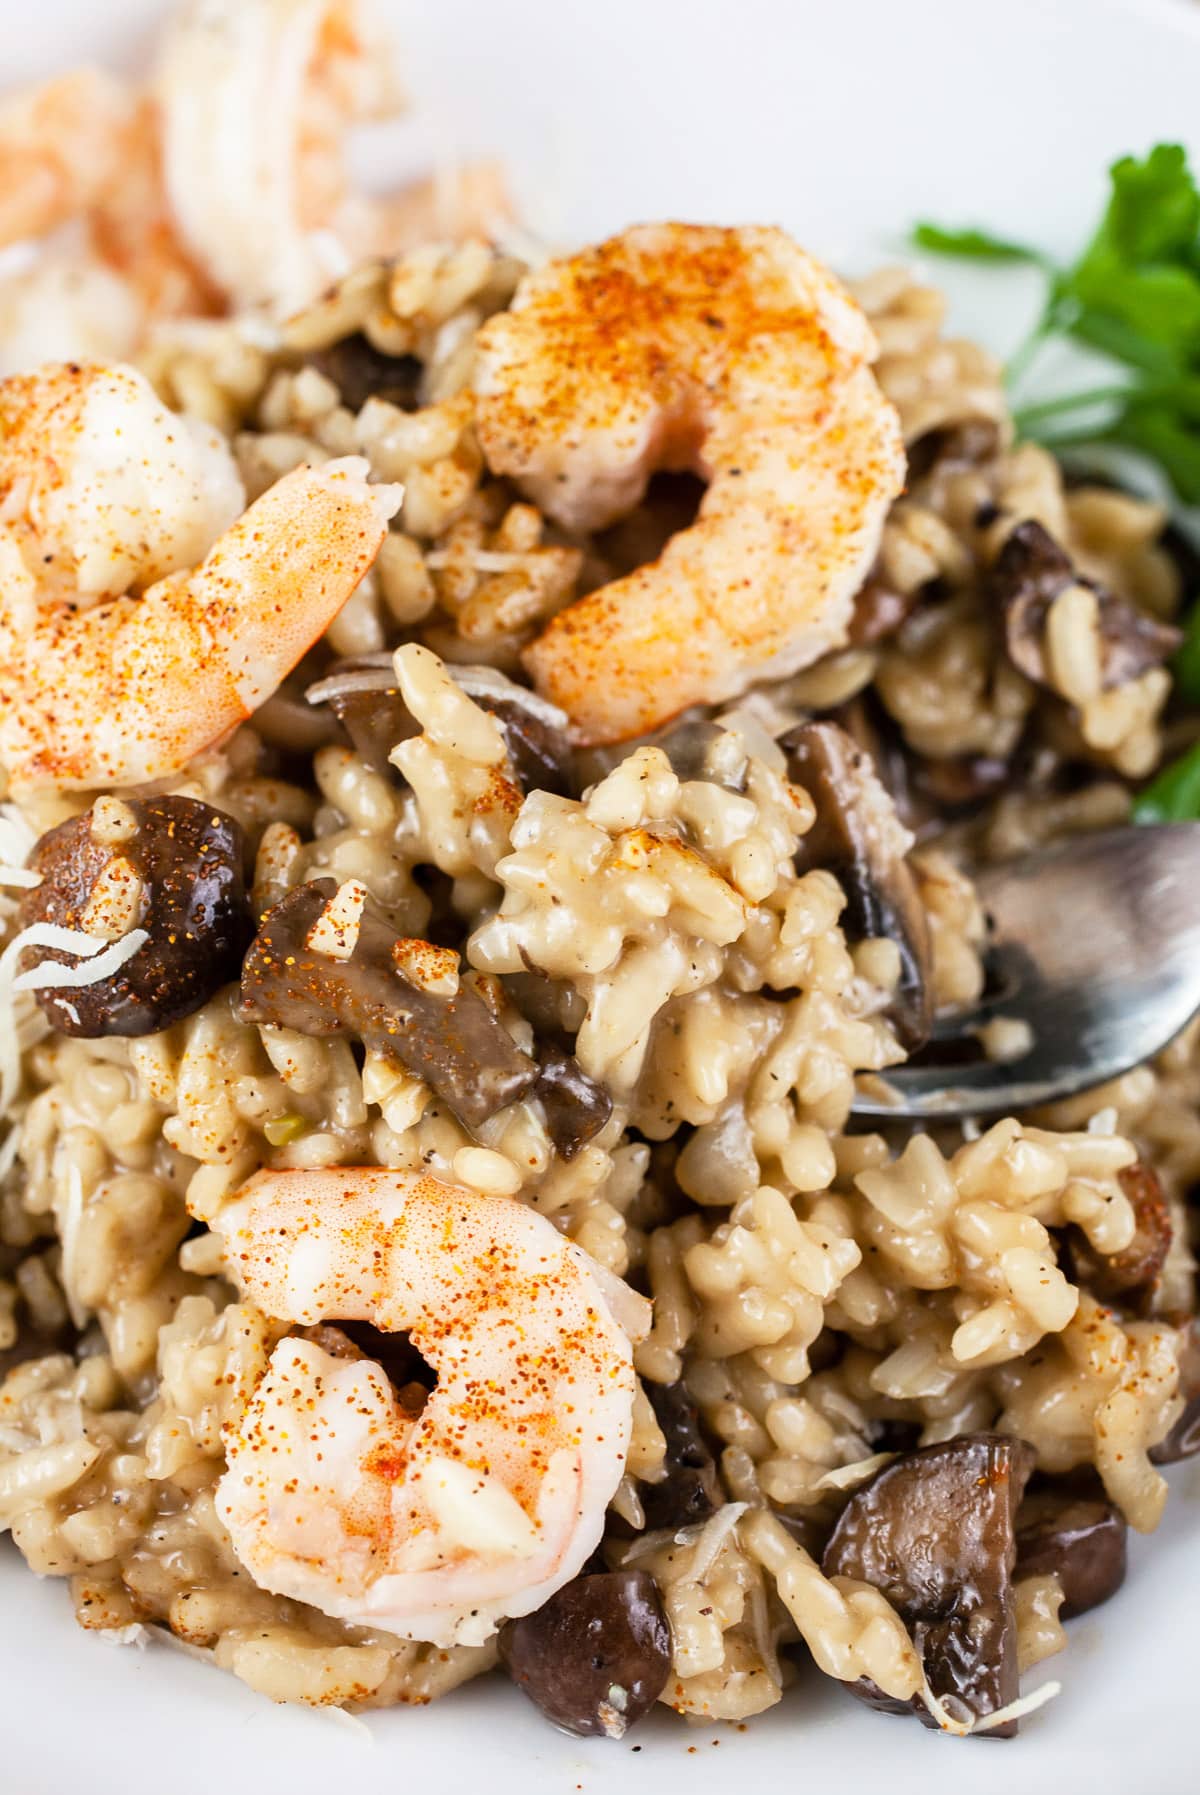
0;0;510;373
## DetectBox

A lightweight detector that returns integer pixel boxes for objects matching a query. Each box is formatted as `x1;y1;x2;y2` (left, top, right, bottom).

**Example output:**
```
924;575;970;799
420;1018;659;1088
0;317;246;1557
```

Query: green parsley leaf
1171;603;1200;707
1101;145;1200;266
1111;402;1200;504
911;223;1045;264
914;144;1200;507
1133;741;1200;823
1069;253;1200;356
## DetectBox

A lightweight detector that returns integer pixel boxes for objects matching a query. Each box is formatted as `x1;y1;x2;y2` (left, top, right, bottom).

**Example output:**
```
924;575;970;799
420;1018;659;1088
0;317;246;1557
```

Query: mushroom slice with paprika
240;879;609;1151
822;1433;1037;1735
991;519;1180;693
781;720;932;1049
240;878;538;1131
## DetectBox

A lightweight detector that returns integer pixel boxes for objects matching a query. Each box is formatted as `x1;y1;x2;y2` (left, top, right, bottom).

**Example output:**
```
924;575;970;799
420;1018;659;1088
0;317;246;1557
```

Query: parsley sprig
914;144;1200;503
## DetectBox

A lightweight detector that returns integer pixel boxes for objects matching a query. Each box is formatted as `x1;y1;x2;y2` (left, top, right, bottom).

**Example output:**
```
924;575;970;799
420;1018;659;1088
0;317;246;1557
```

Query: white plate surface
4;1;1200;1790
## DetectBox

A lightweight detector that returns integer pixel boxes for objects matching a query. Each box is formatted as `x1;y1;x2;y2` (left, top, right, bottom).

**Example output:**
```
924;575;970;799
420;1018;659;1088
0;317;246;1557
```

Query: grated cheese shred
0;920;149;1112
12;926;150;992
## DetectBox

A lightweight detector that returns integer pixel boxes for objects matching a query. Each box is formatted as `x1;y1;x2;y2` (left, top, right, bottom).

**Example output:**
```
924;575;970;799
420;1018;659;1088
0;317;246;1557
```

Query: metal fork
851;823;1200;1120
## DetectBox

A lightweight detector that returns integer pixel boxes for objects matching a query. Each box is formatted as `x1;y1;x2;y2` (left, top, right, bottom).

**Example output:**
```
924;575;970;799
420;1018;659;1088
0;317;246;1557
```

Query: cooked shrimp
87;97;222;324
0;364;400;791
214;1167;649;1647
156;0;403;313
348;161;512;261
0;361;245;607
474;224;906;744
0;75;215;351
0;1;502;335
0;69;128;250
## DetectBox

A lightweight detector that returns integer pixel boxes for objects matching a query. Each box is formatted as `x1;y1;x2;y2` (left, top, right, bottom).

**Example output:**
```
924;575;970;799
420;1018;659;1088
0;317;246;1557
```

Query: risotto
0;0;1197;1750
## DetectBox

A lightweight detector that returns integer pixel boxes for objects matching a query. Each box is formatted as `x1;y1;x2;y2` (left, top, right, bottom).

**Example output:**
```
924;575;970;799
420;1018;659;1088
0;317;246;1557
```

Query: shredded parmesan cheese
305;666;398;705
964;1678;1063;1735
305;658;570;736
688;1501;748;1582
921;1674;1062;1736
814;1452;897;1494
12;926;150;992
424;548;549;575
0;921;148;1110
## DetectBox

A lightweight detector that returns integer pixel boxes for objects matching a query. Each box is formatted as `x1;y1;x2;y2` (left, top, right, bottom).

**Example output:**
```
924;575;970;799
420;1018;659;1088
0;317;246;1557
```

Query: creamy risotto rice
0;0;1197;1749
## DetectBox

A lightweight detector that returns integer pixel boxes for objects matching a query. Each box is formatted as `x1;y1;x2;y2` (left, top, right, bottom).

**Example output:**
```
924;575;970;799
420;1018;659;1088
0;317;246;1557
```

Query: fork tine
853;822;1200;1121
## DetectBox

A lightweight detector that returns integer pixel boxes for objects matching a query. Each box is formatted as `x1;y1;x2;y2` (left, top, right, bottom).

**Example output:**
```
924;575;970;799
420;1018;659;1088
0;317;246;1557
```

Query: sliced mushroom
535;1044;613;1160
453;668;575;797
822;1433;1037;1734
1015;1483;1126;1619
830;697;928;836
306;335;423;413
907;419;1003;485
308;661;574;794
781;721;932;1050
655;716;749;788
847;576;920;649
18;796;252;1038
315;667;420;775
499;1569;672;1738
640;1380;722;1531
1070;1159;1172;1313
240;880;608;1152
240;879;539;1130
991;519;1180;692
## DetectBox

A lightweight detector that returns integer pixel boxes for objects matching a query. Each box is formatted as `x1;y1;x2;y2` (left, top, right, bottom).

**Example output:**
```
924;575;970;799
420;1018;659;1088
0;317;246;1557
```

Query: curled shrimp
0;361;400;793
214;1167;649;1647
0;69;129;250
156;0;402;314
0;0;508;342
474;223;906;744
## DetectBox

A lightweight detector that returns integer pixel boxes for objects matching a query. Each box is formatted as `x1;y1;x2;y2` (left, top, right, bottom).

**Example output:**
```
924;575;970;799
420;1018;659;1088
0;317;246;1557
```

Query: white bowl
5;2;1200;1790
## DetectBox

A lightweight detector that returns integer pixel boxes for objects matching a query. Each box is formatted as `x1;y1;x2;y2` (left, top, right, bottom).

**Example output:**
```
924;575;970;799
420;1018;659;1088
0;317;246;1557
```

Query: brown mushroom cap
991;519;1180;692
782;720;932;1050
822;1432;1037;1735
18;796;252;1038
499;1569;672;1738
1016;1483;1127;1618
847;575;920;649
